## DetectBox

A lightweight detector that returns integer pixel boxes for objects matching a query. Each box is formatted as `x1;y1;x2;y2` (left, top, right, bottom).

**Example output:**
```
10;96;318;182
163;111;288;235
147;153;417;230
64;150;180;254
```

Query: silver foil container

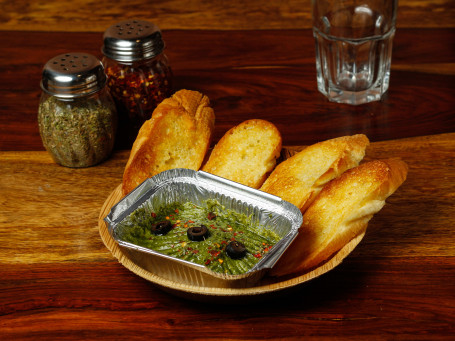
104;169;302;288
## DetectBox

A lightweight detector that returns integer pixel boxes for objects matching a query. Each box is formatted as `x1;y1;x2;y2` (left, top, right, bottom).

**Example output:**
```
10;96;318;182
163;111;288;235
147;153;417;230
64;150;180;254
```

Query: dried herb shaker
38;52;117;168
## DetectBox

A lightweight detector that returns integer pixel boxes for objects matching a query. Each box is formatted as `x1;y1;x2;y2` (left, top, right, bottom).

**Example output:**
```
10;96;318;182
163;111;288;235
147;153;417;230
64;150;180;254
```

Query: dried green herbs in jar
38;92;117;167
38;53;117;168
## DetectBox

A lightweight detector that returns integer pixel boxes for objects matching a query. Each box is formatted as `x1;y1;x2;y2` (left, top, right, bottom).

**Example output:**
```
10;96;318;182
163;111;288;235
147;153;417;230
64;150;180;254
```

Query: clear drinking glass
312;0;398;105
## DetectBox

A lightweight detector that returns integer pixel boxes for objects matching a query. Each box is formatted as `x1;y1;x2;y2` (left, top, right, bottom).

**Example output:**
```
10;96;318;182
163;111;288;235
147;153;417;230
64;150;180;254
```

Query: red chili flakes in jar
104;58;172;125
102;20;173;142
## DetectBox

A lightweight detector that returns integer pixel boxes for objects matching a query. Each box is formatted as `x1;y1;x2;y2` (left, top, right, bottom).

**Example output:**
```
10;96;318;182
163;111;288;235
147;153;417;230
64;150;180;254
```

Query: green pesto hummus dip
117;199;281;275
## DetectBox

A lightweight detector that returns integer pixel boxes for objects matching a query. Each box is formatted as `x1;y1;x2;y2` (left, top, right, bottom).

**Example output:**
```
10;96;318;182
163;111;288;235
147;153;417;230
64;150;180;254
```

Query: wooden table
1;1;454;339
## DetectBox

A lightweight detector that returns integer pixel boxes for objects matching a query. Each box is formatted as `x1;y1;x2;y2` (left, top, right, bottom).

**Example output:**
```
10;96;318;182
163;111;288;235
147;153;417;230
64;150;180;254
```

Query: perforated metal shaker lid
40;52;107;99
102;19;165;62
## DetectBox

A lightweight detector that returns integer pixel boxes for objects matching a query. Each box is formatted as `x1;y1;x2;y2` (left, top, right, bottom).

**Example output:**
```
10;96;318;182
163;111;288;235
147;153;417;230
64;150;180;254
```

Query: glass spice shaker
101;19;173;144
38;52;117;168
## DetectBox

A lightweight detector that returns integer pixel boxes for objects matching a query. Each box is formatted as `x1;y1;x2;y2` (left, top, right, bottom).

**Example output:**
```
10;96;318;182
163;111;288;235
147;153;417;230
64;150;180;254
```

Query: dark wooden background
0;0;454;339
0;0;454;151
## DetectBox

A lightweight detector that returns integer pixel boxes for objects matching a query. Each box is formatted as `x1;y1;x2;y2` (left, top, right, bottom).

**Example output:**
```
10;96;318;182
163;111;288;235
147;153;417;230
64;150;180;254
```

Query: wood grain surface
1;134;454;338
1;0;454;339
0;28;454;151
0;0;454;31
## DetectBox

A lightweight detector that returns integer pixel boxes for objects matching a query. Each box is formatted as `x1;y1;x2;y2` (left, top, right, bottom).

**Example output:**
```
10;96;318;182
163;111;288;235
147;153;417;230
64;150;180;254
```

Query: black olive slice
187;225;209;241
150;220;172;235
226;241;247;259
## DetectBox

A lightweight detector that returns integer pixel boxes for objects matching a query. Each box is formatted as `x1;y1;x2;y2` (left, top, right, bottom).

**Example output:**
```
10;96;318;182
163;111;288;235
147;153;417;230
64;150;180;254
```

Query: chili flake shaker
38;52;117;168
101;19;173;143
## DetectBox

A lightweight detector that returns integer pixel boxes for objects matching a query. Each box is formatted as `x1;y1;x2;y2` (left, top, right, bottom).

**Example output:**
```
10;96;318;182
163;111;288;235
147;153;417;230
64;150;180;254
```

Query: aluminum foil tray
104;168;302;288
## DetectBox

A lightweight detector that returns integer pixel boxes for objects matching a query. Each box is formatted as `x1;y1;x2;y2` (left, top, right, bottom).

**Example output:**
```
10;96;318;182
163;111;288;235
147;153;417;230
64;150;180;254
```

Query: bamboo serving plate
98;183;365;303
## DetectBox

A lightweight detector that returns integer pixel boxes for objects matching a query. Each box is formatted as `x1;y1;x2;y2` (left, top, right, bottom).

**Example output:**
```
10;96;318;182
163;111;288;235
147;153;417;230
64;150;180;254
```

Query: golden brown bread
202;119;282;189
269;158;408;277
260;134;369;212
122;89;215;195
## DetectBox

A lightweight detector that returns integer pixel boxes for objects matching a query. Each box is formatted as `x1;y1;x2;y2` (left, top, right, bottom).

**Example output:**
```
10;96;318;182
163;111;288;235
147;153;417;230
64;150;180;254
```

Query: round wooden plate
98;184;365;302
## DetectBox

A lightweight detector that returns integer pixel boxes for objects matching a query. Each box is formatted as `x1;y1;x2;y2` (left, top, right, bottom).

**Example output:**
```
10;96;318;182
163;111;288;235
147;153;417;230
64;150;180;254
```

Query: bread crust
260;134;369;212
122;89;215;195
269;158;408;277
202;119;282;189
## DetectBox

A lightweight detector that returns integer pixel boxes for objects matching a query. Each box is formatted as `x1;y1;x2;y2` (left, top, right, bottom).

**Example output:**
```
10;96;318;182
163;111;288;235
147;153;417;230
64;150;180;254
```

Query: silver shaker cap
40;53;107;99
102;19;165;62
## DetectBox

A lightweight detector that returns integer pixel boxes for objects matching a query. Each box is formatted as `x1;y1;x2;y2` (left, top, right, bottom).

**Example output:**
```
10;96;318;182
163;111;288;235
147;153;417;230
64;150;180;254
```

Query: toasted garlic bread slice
269;158;408;277
122;89;215;195
202;119;282;189
260;134;369;212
